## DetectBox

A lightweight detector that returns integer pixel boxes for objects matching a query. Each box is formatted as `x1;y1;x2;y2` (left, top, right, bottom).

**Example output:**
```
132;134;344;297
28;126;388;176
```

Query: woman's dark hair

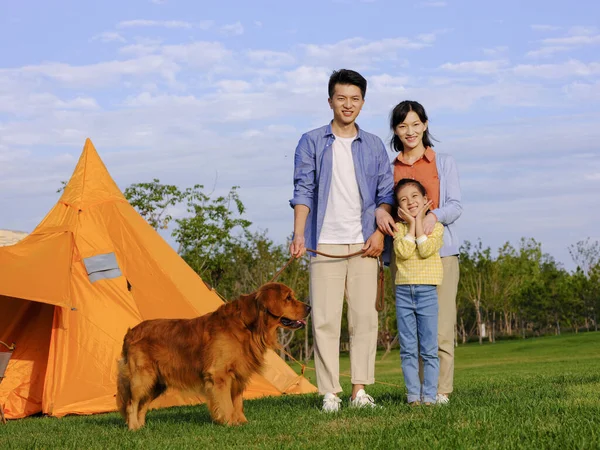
328;69;367;99
394;178;427;201
389;100;436;153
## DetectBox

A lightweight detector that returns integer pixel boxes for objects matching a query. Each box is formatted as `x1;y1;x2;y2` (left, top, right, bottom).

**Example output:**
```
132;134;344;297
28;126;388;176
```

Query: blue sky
1;0;599;270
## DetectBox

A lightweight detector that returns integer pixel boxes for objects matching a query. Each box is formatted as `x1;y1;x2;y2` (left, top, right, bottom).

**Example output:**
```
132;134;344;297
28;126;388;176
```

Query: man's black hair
328;69;367;99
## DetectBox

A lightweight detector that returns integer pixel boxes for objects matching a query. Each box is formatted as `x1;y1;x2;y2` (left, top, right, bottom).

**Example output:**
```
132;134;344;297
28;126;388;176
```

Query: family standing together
290;69;462;410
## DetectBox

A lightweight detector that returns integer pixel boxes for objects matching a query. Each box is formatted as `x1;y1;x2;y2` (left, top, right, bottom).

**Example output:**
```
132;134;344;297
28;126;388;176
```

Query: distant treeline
100;180;600;359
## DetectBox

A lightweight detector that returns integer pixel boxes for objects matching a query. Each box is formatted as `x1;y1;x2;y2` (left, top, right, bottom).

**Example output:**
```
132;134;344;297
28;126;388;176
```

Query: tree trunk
455;323;459;348
278;329;286;360
476;304;483;345
460;317;467;344
504;310;512;335
492;311;496;343
278;329;295;360
380;334;398;361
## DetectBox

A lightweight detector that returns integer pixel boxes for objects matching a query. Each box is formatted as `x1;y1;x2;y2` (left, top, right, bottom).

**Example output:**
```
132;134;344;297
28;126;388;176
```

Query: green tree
459;240;492;345
491;239;542;337
124;179;187;230
569;239;600;331
173;185;252;289
569;238;600;275
588;263;600;331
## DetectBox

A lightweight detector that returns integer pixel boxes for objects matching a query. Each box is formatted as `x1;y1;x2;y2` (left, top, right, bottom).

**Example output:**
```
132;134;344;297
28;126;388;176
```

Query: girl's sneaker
436;393;450;405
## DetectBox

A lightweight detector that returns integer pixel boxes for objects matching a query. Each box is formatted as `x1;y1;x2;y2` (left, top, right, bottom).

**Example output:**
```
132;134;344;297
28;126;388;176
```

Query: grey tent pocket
83;252;122;282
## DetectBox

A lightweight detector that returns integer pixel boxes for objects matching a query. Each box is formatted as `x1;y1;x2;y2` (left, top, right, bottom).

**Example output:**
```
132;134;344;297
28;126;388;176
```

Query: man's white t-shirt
318;135;364;244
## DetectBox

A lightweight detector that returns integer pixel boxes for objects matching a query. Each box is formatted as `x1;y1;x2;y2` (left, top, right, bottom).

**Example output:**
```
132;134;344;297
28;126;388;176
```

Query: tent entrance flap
0;296;54;419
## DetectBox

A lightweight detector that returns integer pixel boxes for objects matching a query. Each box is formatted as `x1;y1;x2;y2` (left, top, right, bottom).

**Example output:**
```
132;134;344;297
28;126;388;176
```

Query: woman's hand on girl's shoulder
423;211;438;235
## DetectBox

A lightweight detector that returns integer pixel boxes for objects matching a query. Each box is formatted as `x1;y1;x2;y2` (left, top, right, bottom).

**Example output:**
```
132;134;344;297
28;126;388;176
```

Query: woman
376;100;462;404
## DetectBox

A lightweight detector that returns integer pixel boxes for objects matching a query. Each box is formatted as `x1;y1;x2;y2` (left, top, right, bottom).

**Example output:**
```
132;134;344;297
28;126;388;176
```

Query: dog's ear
240;292;261;327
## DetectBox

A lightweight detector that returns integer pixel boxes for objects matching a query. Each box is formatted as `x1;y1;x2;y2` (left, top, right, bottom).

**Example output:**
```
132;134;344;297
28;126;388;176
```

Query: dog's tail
116;329;132;421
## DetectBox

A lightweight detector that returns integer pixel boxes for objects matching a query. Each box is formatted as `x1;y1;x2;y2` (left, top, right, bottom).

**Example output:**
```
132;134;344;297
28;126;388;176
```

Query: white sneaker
349;389;379;409
322;393;342;412
436;393;450;405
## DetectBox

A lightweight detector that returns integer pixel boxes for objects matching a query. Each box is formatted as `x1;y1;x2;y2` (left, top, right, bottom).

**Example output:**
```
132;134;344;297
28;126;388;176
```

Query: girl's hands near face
398;207;415;225
416;200;432;221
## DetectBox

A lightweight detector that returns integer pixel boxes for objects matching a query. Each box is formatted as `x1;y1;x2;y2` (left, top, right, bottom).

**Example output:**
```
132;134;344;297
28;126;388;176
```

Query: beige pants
391;253;460;394
437;256;459;394
309;243;379;395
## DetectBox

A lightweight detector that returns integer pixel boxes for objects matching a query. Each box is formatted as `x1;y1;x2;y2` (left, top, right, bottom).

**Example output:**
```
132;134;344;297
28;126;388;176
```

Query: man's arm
290;205;309;258
290;136;316;210
289;135;315;258
374;139;397;235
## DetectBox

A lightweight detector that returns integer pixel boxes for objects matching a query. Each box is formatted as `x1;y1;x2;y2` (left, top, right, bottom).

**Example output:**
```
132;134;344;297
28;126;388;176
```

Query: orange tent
0;139;316;419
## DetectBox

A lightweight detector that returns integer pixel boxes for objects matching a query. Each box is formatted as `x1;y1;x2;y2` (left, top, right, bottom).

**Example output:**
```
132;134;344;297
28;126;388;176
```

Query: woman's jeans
395;284;439;403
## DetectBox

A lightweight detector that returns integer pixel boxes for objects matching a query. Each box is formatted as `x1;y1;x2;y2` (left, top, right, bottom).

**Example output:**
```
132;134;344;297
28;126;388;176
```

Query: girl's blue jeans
395;284;439;404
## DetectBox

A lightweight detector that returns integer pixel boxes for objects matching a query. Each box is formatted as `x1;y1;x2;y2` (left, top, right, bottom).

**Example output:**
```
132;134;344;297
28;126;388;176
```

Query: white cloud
528;27;600;58
302;36;432;68
278;66;330;94
0;56;180;88
0;41;230;89
118;43;161;57
531;24;561;32
526;46;570;59
541;33;600;46
567;26;598;36
369;74;410;94
585;172;600;180
439;59;600;80
246;50;295;67
483;46;508;56
161;41;232;68
440;59;509;74
92;31;126;43
563;80;600;100
216;80;251;93
117;19;193;29
512;60;600;79
220;22;244;36
0;93;99;115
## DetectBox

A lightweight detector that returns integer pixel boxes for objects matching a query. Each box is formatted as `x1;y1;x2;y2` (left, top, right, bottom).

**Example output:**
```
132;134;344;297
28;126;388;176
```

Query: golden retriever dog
116;282;310;430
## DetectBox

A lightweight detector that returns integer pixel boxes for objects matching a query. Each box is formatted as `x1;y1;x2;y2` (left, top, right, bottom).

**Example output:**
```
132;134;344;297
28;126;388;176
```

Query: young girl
393;178;444;406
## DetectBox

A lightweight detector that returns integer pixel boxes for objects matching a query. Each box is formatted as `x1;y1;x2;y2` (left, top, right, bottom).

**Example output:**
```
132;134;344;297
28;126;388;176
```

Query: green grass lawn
1;332;599;449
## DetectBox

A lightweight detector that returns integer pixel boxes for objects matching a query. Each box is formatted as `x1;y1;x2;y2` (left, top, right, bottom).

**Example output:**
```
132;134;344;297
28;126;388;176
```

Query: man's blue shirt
290;123;395;251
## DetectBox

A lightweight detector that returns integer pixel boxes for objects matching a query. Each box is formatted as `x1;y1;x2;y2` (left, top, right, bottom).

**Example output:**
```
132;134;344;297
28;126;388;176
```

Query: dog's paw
232;415;248;426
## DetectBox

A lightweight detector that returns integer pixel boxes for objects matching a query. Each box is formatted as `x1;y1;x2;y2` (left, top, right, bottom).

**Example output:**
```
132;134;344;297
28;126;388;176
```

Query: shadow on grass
91;393;326;429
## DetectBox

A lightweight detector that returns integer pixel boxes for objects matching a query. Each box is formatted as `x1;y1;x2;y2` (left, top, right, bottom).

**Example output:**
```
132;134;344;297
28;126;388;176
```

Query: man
289;69;394;412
